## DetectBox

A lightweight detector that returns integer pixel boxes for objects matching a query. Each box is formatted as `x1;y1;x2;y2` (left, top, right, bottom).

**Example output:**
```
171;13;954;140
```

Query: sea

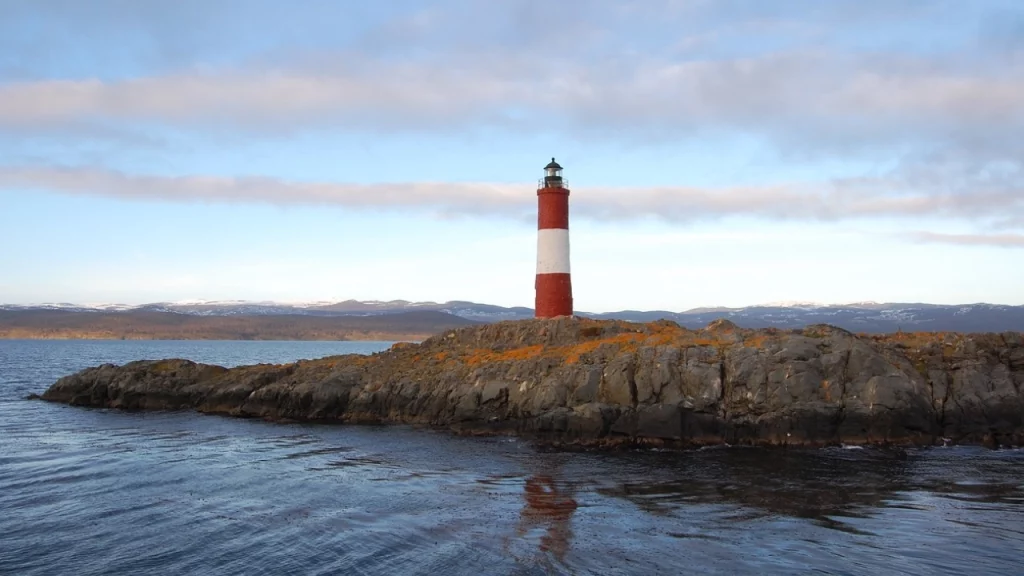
1;339;1022;575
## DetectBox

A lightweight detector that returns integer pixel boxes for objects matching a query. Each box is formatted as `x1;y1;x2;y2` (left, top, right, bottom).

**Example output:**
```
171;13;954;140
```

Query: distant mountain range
2;299;1023;334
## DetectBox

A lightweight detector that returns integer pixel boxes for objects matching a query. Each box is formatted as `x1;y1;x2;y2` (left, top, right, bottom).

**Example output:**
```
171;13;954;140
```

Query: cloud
0;165;531;214
904;231;1024;248
2;0;1022;226
2;165;1021;227
1;53;1020;142
1;0;1021;155
0;67;529;131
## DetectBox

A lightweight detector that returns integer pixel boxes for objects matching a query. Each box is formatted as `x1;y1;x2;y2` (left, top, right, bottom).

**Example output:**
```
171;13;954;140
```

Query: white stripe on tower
536;229;571;274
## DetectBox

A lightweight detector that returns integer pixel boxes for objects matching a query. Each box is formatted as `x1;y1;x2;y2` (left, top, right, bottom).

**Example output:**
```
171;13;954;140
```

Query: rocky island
40;317;1024;448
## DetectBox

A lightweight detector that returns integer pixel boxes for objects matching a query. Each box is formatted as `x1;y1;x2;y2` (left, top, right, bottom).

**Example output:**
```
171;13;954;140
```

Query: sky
1;0;1023;312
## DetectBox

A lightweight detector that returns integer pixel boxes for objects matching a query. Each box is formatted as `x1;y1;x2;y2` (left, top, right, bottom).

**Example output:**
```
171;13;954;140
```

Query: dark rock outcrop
40;318;1024;448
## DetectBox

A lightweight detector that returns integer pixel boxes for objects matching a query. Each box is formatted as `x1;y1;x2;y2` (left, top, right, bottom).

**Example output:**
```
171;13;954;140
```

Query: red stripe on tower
535;157;573;318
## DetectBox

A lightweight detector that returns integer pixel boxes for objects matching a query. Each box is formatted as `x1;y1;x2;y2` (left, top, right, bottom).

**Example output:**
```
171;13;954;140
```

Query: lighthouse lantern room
543;157;563;186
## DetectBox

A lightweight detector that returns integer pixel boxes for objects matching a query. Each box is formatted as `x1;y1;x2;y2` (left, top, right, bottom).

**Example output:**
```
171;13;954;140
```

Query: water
1;340;1023;575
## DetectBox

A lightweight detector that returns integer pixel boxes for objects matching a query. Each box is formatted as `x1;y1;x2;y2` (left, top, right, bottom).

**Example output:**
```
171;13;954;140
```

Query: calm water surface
1;339;1022;575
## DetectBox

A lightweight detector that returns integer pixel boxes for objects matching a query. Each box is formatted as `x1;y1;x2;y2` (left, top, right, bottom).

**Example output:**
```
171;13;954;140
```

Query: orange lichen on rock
348;355;376;367
557;324;697;363
459;345;547;367
742;334;773;349
398;318;875;374
821;379;832;402
886;330;956;348
426;320;743;367
871;331;968;363
559;332;647;364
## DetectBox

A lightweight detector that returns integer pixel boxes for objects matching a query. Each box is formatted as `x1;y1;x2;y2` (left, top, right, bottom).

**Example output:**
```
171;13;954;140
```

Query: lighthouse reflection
514;472;578;562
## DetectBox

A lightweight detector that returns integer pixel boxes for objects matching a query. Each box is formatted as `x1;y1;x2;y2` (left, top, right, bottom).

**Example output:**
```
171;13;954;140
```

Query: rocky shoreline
39;317;1024;448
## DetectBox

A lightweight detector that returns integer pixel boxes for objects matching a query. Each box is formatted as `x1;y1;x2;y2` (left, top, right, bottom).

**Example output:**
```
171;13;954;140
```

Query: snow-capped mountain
2;300;1022;332
0;302;138;313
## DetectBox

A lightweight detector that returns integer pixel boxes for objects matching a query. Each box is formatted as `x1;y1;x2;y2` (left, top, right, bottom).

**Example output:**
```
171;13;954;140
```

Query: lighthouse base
535;273;573;318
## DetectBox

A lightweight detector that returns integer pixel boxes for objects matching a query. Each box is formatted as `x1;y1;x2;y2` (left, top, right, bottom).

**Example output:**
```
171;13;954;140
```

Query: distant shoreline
0;334;418;342
0;309;475;342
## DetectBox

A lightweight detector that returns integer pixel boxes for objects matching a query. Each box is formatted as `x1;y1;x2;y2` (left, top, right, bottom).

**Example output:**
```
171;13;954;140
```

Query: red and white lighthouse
535;157;573;318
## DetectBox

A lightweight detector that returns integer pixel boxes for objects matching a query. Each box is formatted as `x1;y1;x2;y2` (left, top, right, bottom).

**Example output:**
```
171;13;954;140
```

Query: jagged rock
479;380;508;405
39;317;1024;448
705;319;738;332
599;352;636;407
570;366;601;404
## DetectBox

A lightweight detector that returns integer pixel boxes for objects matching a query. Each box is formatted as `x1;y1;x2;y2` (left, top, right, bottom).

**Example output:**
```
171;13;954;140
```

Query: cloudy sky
1;0;1022;311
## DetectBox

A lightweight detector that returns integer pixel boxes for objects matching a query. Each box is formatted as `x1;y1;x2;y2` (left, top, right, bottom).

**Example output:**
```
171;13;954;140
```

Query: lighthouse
535;158;573;318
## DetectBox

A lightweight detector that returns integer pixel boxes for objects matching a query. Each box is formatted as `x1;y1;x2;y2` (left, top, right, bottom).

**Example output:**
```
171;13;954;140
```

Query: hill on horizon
1;300;1023;338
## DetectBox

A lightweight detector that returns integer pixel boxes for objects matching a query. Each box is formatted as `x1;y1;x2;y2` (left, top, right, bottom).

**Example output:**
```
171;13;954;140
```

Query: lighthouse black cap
544;157;563;170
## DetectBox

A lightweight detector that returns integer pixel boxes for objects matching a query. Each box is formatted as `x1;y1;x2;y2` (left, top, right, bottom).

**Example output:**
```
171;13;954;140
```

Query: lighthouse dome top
542;158;564;187
541;157;567;188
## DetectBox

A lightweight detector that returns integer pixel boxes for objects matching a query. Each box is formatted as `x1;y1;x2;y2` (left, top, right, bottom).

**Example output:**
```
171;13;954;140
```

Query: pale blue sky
1;0;1022;311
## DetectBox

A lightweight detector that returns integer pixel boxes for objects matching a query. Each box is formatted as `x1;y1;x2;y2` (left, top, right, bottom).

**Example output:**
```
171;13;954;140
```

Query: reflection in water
594;448;918;533
516;474;578;562
494;447;1024;573
592;446;1024;539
